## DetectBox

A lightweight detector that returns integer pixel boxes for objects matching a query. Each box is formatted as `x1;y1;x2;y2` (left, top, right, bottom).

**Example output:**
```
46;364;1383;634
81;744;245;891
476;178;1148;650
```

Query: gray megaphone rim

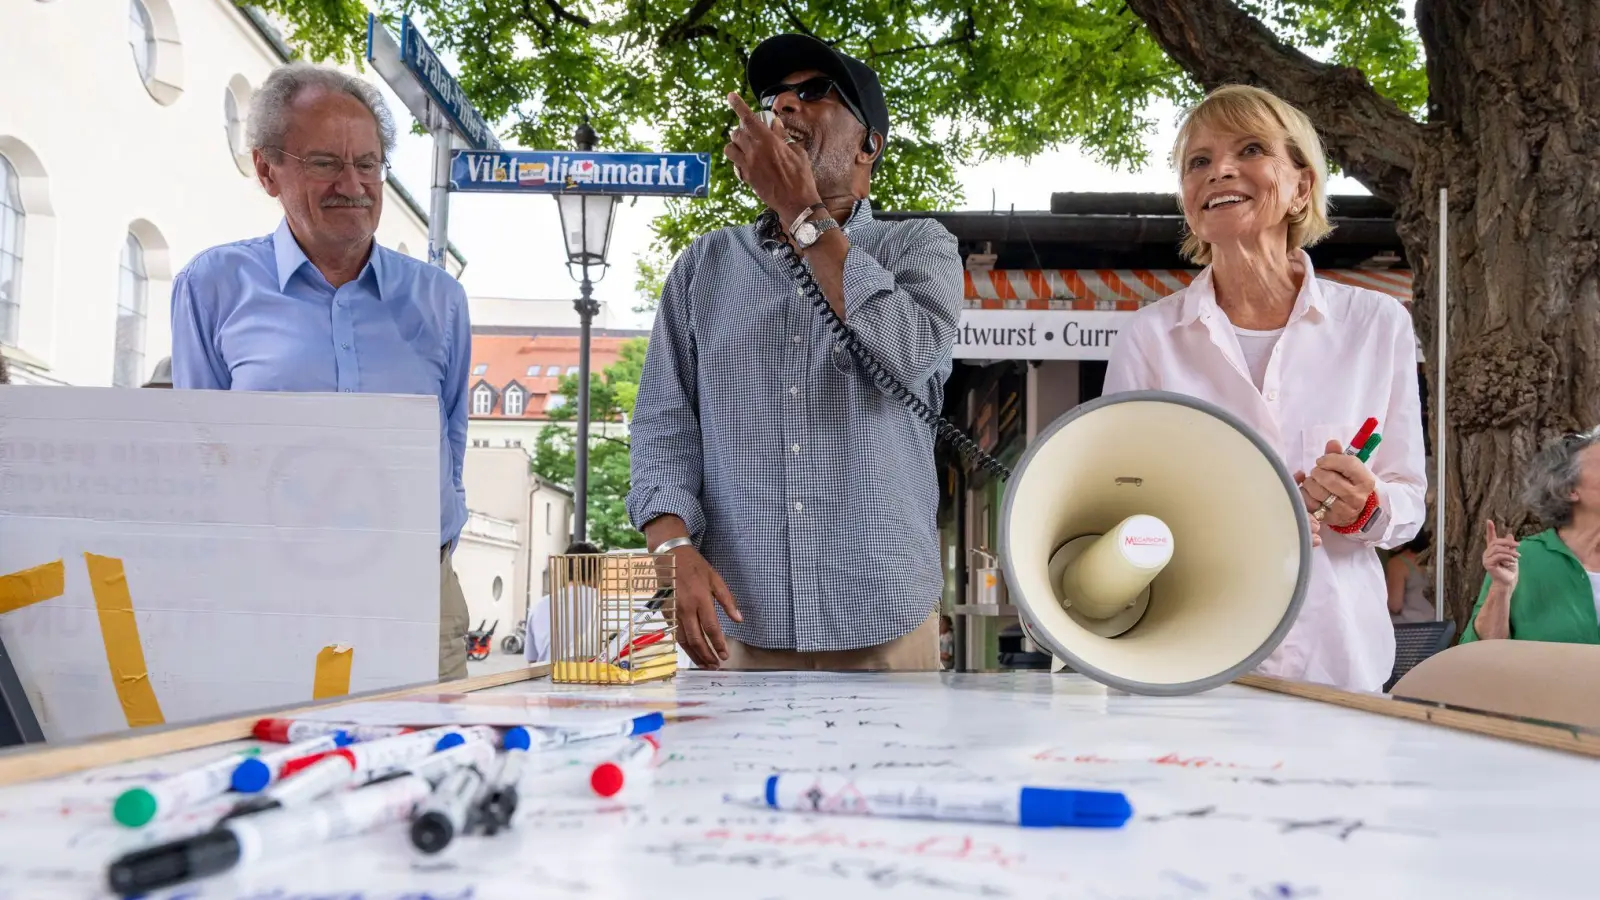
998;388;1311;696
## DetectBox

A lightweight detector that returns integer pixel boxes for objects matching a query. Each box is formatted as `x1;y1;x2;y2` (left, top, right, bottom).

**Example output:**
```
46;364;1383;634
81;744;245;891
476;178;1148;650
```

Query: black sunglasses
758;76;869;129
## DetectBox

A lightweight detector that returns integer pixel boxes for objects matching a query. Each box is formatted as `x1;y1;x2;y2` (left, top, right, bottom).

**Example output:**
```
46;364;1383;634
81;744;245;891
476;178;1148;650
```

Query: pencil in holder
548;551;678;685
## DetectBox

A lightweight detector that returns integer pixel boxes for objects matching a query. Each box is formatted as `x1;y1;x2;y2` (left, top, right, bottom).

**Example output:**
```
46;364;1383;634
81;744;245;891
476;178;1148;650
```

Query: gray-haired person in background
167;62;473;680
1461;429;1600;645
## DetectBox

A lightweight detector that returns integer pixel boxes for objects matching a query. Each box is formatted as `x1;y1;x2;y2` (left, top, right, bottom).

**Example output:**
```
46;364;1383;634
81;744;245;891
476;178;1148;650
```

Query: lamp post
555;118;619;544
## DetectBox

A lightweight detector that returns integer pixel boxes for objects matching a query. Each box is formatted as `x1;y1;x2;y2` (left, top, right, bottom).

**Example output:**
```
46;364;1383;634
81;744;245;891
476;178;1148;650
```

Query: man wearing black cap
628;35;962;671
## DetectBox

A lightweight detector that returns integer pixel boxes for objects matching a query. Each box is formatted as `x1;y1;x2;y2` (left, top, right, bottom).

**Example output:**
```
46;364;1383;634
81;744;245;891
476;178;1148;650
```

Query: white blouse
1103;251;1426;692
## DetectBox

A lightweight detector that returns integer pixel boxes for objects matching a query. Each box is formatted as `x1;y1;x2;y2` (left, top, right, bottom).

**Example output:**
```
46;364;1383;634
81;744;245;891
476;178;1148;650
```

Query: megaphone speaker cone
999;390;1311;696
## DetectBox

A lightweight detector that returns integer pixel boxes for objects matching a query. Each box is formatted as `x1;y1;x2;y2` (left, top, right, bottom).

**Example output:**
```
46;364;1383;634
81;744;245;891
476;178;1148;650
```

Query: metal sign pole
428;122;453;269
1436;187;1448;622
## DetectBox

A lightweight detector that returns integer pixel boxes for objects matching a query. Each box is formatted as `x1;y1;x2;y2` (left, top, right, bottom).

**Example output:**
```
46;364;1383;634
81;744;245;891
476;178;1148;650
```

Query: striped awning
962;268;1414;310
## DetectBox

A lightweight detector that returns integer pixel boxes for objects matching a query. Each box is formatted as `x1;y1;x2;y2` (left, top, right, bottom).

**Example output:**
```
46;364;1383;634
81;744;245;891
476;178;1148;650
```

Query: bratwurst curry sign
953;309;1129;361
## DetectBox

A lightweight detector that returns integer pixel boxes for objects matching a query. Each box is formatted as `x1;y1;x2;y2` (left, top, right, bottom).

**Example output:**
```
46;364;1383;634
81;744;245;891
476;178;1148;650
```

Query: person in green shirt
1461;430;1600;644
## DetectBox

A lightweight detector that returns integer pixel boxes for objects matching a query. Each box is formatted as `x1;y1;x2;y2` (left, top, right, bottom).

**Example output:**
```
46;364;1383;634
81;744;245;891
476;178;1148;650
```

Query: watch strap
796;217;839;249
790;203;829;236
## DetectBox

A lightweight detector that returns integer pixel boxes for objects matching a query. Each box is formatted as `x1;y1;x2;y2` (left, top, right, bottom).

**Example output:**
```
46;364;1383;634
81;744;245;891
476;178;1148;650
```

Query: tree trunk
1126;0;1600;632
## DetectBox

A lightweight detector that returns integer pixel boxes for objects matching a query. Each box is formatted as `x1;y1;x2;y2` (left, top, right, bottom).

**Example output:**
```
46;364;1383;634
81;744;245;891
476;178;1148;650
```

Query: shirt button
791;444;801;453
789;386;799;397
792;335;803;344
341;342;350;350
793;501;803;512
1268;390;1279;401
795;288;804;297
342;388;352;393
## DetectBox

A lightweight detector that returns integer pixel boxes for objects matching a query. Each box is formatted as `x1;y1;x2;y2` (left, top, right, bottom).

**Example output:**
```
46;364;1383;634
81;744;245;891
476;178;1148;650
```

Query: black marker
409;762;487;854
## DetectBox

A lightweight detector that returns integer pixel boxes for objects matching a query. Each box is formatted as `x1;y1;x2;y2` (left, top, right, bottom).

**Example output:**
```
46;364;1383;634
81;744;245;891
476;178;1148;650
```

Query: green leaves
259;0;1425;254
531;338;649;550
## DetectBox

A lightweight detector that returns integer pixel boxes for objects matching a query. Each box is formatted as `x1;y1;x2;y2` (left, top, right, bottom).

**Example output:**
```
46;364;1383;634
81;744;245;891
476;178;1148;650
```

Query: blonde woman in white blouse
1103;84;1426;693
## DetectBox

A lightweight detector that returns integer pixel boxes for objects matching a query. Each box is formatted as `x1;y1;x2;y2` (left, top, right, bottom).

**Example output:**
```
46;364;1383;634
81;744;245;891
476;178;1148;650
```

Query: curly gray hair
1522;428;1600;526
246;62;397;158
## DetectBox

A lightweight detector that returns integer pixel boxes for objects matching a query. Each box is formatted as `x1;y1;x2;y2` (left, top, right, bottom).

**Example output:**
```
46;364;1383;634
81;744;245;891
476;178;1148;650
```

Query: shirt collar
271;218;386;297
1531;528;1584;566
841;198;874;232
1174;249;1327;329
272;218;310;292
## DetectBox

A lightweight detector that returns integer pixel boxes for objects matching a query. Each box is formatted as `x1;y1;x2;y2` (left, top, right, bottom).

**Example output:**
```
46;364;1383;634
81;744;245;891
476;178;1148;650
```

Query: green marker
1357;432;1382;463
113;746;261;828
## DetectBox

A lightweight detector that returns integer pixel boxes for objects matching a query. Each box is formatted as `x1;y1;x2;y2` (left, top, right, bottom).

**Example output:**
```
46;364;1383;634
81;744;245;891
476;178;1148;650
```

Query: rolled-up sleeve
840;219;962;399
1351;302;1427;549
626;244;707;542
169;264;231;390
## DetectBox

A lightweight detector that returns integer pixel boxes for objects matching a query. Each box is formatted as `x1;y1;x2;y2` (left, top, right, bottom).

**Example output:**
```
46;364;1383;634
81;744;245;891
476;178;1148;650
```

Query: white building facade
0;0;464;387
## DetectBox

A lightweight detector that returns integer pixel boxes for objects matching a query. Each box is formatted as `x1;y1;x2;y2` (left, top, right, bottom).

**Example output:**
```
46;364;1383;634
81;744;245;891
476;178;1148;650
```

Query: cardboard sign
0;387;440;742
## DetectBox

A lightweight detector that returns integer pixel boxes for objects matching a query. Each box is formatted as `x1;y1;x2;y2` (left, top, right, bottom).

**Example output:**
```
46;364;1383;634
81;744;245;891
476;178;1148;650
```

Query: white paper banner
954;309;1135;361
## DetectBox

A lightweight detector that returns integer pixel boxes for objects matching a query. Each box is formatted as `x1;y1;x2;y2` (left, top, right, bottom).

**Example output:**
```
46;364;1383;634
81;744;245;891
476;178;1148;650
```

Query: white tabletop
1;670;1596;899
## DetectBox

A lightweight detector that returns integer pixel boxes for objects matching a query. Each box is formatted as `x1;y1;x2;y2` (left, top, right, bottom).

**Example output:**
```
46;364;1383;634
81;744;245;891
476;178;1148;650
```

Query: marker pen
230;732;351;793
226;733;498;821
475;727;533;834
589;734;659;798
107;770;435;895
113;747;263;828
409;761;488;854
277;726;461;780
527;712;664;749
764;774;1132;829
252;717;412;744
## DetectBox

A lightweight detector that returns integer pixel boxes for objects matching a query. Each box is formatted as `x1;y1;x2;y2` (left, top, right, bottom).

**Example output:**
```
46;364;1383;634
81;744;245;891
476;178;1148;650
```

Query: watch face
795;222;818;244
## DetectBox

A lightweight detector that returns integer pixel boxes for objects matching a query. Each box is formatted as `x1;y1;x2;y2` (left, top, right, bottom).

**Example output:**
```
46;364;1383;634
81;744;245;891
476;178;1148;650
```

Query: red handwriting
1032;749;1285;771
700;829;1029;870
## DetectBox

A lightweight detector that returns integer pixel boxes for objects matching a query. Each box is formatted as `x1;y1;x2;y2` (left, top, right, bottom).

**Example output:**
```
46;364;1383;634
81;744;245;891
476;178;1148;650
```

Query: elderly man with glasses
628;35;963;671
169;62;473;681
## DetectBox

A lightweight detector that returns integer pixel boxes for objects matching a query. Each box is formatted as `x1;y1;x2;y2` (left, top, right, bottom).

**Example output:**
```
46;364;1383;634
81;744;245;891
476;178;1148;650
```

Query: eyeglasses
758;76;869;129
273;149;390;184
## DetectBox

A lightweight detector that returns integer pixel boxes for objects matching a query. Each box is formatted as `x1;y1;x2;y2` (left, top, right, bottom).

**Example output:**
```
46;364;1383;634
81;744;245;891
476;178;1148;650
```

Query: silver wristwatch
791;205;839;250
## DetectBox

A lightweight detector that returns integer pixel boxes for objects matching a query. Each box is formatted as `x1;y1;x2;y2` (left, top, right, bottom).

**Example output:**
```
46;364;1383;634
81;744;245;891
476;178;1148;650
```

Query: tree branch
542;0;593;28
865;22;976;61
1123;0;1423;203
658;0;721;45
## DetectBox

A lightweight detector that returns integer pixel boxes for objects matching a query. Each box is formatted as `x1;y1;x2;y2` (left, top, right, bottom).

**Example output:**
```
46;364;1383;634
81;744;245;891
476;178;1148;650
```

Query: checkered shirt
627;200;963;652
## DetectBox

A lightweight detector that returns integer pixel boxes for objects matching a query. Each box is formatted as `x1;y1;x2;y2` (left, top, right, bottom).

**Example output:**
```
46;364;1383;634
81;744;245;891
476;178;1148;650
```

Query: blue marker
230;731;352;793
764;774;1131;828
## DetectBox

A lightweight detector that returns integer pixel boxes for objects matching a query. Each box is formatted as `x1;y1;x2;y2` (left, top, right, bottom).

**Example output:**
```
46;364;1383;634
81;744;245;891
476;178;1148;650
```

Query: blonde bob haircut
1171;84;1333;265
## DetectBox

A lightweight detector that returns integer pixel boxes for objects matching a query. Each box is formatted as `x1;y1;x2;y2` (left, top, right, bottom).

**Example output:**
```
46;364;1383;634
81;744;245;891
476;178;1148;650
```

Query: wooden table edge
1235;673;1600;759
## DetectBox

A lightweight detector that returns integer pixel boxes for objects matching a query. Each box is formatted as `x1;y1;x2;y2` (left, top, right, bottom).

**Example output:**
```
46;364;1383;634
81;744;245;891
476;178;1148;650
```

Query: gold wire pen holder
548;551;678;684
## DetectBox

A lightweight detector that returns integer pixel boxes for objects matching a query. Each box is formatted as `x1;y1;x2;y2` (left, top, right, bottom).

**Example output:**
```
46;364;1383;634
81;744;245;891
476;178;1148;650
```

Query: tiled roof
468;333;639;420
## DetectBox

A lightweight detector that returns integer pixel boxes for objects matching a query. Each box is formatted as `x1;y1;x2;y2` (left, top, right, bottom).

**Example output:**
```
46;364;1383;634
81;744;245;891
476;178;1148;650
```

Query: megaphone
999;390;1311;695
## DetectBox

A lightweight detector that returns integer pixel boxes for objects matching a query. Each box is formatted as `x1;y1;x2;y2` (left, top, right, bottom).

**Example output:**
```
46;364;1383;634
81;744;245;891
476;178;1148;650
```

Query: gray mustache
321;195;373;208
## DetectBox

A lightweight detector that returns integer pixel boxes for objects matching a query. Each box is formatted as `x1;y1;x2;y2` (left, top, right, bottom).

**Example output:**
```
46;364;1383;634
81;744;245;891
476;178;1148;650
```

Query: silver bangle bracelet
652;536;694;554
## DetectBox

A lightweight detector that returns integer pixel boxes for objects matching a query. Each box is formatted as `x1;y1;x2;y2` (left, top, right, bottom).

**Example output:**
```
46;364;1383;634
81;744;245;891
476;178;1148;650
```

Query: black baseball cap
747;34;891;159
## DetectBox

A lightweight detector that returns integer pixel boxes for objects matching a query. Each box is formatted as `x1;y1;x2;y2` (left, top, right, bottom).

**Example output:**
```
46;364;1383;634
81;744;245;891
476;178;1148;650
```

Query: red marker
1344;418;1379;455
589;734;660;798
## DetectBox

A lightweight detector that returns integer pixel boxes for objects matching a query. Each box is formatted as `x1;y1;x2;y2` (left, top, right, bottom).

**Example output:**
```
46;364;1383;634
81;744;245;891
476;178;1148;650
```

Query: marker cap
112;788;158;828
410;811;454;854
434;733;466;751
230;758;274;794
502;726;532;751
591;763;626;797
1018;787;1131;828
107;828;242;895
628;712;665;736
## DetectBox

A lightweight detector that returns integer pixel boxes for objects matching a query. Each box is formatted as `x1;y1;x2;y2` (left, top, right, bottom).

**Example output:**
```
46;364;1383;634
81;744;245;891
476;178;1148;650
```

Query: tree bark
1125;0;1600;631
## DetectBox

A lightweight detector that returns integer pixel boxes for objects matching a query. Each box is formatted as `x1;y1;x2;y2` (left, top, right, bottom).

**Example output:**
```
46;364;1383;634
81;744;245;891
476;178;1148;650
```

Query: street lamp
555;117;619;544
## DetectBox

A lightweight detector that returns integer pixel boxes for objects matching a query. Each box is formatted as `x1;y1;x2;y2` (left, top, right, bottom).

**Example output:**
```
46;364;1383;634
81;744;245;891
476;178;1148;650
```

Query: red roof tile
468;334;639;420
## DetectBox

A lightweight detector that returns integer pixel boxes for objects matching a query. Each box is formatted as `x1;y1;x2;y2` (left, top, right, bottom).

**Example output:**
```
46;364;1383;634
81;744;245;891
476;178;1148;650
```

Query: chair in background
1384;619;1456;692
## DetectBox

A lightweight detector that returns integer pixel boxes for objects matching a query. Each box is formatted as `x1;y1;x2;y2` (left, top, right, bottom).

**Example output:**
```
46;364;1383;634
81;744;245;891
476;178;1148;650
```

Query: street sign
366;14;500;152
450;150;711;197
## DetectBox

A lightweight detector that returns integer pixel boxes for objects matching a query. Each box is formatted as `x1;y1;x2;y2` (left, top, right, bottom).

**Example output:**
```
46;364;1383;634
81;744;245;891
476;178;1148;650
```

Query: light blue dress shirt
170;219;470;546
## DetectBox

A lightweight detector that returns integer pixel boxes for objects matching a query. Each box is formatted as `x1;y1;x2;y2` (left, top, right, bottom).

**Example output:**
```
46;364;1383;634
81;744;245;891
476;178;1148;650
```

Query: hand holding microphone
723;92;823;227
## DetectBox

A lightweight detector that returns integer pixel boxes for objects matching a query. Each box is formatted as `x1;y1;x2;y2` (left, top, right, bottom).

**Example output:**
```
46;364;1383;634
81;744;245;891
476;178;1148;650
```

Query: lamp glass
556;193;618;267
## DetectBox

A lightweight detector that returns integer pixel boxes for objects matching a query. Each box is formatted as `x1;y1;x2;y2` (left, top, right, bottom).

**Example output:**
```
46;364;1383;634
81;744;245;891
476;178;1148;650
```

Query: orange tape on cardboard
313;644;354;699
0;560;66;613
83;553;165;729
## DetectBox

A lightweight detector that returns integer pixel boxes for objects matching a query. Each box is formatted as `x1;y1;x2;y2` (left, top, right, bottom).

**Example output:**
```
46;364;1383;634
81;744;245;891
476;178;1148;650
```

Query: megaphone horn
998;390;1311;696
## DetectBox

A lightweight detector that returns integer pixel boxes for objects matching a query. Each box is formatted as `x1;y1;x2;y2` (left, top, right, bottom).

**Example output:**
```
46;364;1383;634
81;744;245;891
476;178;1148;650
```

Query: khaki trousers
723;610;940;672
438;544;470;681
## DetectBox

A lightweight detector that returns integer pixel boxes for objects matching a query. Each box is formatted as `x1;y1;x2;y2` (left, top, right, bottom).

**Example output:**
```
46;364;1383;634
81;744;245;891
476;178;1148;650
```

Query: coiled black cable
758;212;1013;482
